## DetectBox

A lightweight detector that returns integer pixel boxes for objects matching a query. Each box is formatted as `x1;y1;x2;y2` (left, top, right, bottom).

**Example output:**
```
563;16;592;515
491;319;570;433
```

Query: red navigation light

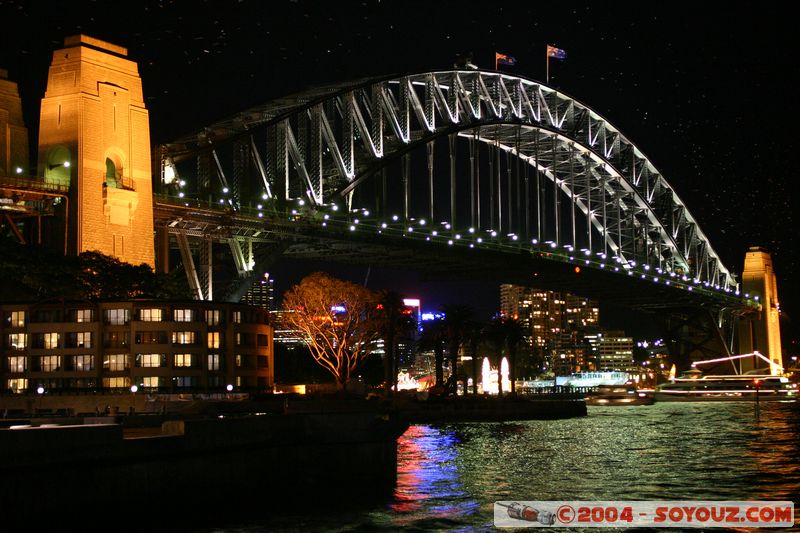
753;379;761;387
376;304;384;310
574;266;581;274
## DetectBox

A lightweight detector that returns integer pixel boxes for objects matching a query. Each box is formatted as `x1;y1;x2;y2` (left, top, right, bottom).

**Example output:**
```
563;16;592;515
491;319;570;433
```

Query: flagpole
546;46;550;84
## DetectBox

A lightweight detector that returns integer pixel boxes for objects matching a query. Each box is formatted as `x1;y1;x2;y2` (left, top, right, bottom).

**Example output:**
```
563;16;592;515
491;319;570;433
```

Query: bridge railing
0;176;70;194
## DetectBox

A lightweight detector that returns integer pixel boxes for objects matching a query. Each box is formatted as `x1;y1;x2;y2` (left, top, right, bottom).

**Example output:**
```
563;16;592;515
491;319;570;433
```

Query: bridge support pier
737;247;782;374
661;308;731;372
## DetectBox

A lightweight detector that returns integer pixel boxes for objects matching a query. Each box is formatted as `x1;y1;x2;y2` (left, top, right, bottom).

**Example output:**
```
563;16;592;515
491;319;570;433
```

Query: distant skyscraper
241;273;275;312
500;284;600;372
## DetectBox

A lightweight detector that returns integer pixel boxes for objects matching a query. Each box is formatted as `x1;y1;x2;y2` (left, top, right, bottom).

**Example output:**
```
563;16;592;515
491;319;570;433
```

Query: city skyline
0;1;796;345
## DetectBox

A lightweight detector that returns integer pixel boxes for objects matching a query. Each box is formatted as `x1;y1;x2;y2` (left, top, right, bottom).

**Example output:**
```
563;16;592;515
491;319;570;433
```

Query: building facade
595;330;635;372
500;284;600;372
1;300;273;394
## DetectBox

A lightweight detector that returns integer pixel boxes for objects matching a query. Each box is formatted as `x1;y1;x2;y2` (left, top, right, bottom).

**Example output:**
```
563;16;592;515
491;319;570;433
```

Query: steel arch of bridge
161;70;738;294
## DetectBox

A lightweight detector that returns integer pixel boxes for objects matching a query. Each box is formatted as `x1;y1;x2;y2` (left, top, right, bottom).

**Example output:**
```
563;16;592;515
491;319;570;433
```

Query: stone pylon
0;68;29;177
738;247;783;374
38;35;154;267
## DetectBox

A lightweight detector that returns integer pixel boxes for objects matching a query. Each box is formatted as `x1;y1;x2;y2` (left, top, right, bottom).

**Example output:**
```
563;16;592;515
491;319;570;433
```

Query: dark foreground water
202;402;800;532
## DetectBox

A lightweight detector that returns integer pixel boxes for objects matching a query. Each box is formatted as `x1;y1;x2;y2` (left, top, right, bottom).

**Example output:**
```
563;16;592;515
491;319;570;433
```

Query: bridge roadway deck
154;198;754;316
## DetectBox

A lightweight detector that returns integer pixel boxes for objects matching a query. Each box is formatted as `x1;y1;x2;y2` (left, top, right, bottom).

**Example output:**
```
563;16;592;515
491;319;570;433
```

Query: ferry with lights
654;352;798;402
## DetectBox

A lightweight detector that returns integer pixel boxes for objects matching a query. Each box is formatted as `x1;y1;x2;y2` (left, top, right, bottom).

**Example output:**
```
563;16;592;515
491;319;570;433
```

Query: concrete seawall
0;411;406;529
393;395;588;423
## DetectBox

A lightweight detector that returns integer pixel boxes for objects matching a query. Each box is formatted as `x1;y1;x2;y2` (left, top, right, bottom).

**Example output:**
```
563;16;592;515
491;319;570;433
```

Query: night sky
1;1;797;346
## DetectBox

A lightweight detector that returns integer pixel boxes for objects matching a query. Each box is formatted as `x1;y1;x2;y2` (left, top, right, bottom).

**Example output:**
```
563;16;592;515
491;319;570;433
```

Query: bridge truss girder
161;70;741;302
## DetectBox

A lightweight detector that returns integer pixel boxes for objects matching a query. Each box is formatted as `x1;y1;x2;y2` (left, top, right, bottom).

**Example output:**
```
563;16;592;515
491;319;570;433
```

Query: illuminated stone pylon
738;247;782;374
37;35;154;267
0;68;29;177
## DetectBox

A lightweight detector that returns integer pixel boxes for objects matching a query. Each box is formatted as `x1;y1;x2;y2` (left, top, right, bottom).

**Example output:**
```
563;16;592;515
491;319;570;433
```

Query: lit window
232;311;241;324
174;354;193;368
136;354;164;368
207;354;220;371
103;377;130;389
236;354;243;367
75;309;93;322
205;309;220;326
141;376;159;388
105;308;129;325
173;309;193;322
40;355;61;372
7;378;28;393
7;333;27;349
139;308;163;322
172;331;196;345
74;331;92;348
104;355;128;371
9;311;26;327
8;356;27;372
43;333;60;349
207;332;221;349
74;355;94;371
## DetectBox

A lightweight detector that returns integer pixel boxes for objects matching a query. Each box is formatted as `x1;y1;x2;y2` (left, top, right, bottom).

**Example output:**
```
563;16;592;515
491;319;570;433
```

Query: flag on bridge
495;52;517;69
545;45;566;84
546;45;566;60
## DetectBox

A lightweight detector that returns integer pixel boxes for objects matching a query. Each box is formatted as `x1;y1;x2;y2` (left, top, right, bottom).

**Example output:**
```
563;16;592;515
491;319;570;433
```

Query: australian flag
495;52;517;66
547;45;566;60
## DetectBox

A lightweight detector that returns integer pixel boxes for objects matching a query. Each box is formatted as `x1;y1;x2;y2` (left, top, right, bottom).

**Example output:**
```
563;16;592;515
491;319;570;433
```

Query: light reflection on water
208;402;800;532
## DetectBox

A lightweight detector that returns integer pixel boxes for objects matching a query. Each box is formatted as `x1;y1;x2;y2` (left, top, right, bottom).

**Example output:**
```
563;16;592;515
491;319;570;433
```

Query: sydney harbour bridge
0;36;777;368
154;69;760;364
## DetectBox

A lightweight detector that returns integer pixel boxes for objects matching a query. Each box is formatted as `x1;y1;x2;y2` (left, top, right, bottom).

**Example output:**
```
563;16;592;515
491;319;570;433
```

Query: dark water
204;402;800;532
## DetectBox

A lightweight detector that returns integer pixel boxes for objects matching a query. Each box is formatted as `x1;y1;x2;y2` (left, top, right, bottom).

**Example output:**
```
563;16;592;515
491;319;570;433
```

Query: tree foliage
282;272;379;389
0;238;191;302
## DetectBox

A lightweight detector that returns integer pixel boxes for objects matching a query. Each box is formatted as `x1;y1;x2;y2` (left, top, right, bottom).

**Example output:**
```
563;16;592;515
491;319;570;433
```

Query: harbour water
204;401;800;532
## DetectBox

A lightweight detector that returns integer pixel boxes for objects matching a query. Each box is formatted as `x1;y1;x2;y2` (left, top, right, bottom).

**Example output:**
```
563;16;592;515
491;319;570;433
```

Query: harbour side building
1;300;274;394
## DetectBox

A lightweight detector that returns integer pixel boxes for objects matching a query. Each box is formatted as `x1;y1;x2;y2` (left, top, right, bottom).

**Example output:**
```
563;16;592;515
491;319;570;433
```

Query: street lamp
130;385;138;415
36;386;45;415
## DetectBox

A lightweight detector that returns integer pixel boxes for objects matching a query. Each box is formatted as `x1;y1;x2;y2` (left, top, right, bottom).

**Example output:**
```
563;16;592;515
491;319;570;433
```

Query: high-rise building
241;273;275;312
596;331;634;371
500;284;599;372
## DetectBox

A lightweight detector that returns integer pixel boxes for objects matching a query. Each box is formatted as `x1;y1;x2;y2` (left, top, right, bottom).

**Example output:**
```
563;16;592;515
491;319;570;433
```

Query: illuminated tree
282;272;379;390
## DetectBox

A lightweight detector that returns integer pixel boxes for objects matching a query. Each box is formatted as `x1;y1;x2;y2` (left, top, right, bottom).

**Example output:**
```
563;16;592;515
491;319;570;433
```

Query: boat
561;371;631;388
586;384;655;406
654;352;798;402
